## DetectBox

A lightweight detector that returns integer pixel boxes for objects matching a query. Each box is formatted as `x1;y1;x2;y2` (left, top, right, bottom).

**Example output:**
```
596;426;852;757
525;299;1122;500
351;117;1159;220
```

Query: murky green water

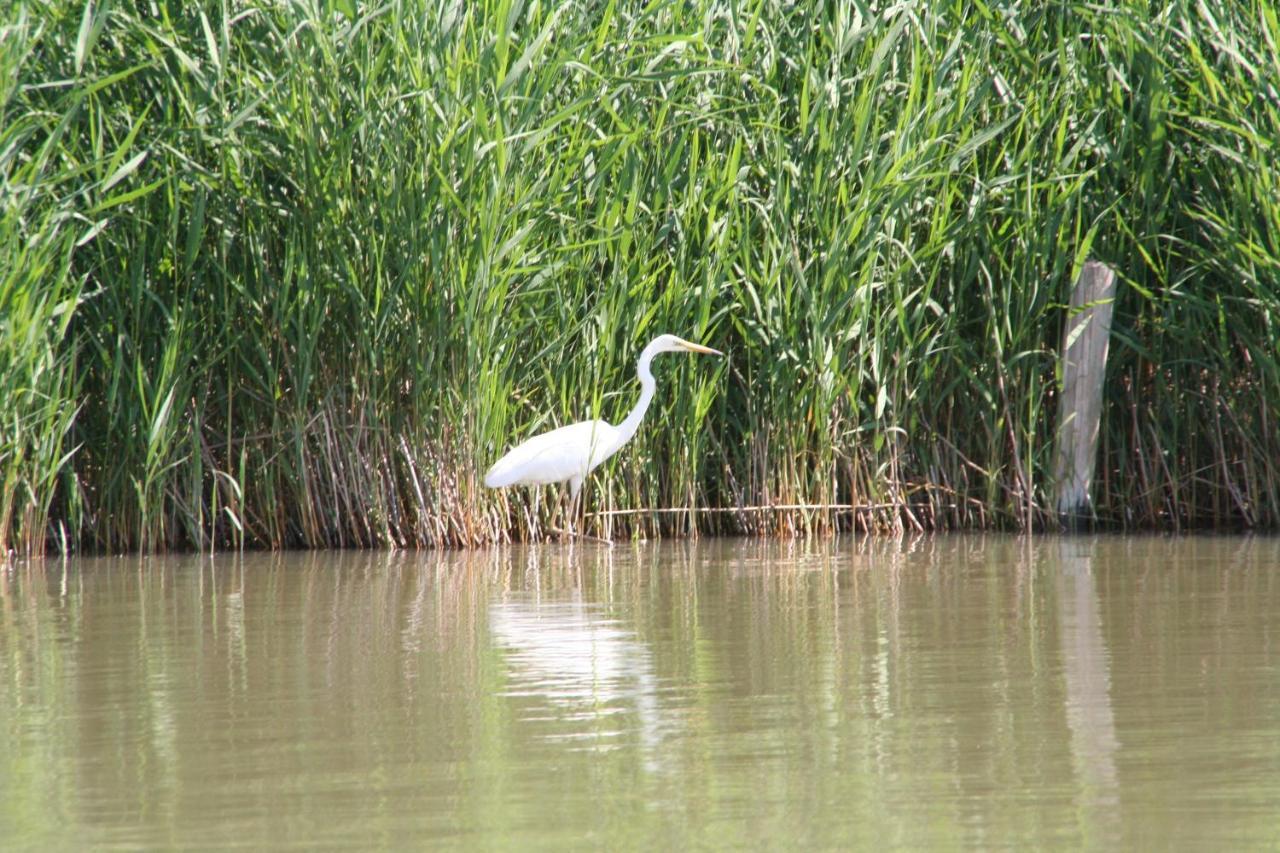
2;536;1279;849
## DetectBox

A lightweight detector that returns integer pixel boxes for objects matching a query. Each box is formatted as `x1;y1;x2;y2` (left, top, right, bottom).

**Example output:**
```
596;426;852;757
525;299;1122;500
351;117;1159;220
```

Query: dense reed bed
3;0;1278;552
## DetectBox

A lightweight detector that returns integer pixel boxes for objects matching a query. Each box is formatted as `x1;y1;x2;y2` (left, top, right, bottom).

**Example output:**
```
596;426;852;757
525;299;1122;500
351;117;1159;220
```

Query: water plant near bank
2;0;1278;552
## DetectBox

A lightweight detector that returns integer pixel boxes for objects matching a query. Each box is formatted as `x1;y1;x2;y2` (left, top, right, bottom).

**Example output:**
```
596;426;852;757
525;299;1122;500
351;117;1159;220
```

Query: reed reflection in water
1;535;1278;849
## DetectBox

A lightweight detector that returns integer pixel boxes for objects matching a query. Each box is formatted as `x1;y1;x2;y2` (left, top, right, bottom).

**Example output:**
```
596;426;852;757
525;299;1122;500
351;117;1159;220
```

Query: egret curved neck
610;344;660;454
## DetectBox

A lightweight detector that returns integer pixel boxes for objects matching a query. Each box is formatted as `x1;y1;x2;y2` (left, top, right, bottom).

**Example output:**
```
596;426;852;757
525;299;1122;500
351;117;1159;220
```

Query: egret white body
483;334;721;510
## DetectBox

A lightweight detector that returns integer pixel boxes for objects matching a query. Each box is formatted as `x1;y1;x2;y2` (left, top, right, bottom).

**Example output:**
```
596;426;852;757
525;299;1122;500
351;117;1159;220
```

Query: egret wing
483;420;616;487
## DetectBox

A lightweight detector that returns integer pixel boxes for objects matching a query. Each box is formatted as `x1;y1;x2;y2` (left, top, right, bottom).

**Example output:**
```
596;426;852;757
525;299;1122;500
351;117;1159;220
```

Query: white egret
483;334;721;532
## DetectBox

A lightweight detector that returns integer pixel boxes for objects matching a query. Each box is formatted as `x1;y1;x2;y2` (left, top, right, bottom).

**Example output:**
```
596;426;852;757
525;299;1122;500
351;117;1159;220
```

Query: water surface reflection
1;536;1278;848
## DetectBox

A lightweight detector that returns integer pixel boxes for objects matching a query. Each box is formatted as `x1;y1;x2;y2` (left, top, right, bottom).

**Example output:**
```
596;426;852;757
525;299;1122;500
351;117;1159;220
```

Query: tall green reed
2;0;1277;552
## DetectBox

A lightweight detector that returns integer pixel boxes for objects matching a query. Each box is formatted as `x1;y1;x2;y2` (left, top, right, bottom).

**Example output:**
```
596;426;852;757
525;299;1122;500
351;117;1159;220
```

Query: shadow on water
1;535;1278;848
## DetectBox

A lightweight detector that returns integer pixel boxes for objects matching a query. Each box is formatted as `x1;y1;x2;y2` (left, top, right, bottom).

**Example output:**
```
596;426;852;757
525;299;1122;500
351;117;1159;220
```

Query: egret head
649;333;722;356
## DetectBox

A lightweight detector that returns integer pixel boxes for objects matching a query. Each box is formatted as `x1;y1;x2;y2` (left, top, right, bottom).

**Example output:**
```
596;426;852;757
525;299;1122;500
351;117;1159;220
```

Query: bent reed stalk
2;0;1278;553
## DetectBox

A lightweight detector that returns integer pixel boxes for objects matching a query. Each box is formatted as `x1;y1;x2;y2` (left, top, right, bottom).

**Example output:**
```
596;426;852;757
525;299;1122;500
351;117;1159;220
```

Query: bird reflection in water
488;552;668;772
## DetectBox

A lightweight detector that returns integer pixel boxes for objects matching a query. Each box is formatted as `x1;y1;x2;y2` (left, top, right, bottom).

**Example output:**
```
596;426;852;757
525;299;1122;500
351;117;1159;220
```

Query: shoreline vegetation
3;1;1278;553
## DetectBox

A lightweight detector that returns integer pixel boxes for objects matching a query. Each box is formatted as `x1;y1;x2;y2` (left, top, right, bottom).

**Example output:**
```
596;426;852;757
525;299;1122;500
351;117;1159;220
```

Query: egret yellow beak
677;339;722;356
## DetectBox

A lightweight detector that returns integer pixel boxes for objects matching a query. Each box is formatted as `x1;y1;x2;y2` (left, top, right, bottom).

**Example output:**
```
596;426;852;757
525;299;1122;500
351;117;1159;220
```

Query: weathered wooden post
1054;261;1117;530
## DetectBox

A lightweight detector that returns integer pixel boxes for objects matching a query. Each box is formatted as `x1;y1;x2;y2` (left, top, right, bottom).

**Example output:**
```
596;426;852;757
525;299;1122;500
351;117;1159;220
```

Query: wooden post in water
1054;261;1117;530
